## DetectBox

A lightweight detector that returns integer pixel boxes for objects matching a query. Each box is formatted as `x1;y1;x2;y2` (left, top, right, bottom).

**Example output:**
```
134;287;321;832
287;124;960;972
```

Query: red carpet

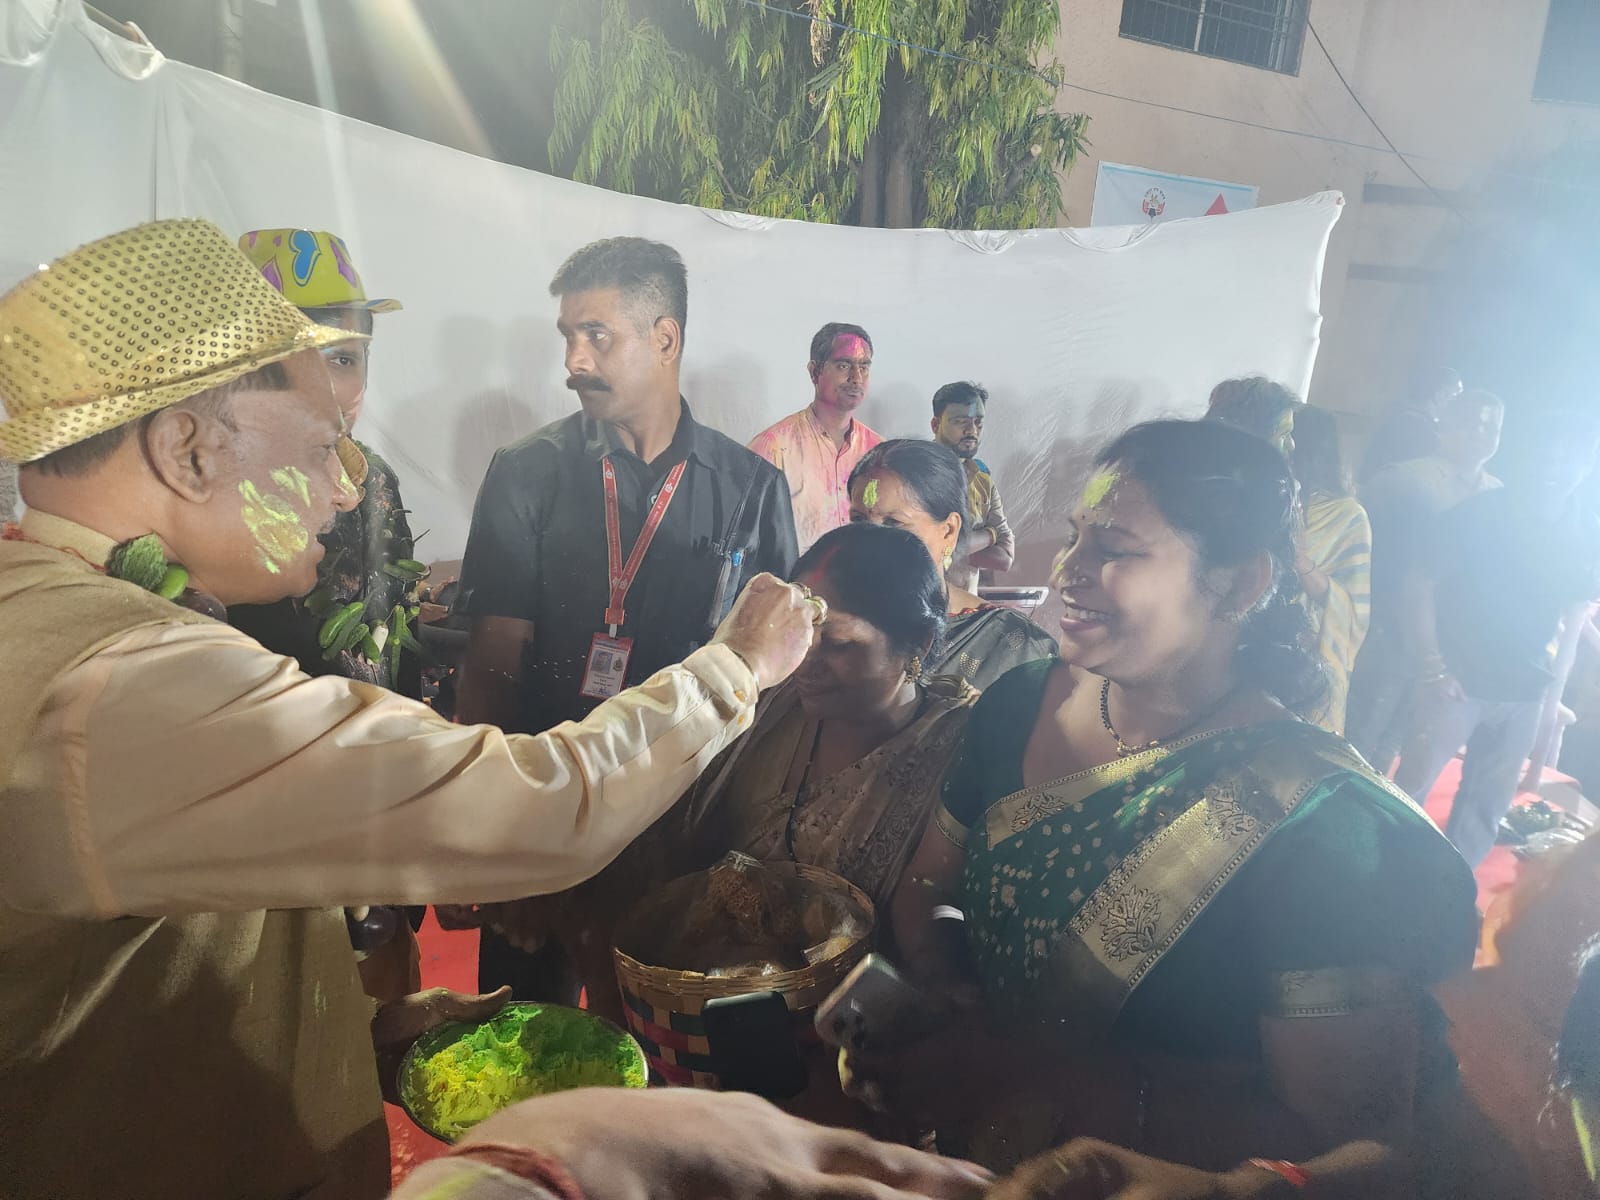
385;759;1548;1185
387;911;477;1185
1415;756;1540;914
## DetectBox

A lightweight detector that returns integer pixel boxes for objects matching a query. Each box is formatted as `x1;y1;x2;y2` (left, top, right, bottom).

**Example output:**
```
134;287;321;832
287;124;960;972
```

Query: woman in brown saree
483;522;977;1022
675;521;976;908
848;420;1480;1197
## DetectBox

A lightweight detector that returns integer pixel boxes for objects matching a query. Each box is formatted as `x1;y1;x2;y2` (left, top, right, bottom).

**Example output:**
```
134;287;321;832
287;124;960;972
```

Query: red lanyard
603;456;687;634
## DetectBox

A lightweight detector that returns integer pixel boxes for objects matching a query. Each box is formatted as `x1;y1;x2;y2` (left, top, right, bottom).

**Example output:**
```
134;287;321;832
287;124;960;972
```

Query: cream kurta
0;510;758;1200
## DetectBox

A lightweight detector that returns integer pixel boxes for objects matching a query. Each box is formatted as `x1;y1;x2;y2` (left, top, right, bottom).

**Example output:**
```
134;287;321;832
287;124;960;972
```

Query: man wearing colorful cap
0;222;843;1198
231;228;420;695
233;229;424;1004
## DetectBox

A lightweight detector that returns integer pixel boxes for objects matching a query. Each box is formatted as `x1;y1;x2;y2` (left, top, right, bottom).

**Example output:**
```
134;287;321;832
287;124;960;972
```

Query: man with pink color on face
749;322;884;553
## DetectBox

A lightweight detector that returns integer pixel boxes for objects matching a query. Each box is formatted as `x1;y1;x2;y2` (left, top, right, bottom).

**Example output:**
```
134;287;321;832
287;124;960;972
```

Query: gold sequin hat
0;218;367;464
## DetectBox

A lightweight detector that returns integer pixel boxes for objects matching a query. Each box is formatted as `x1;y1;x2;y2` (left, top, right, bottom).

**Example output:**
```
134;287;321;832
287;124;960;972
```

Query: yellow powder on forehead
862;478;879;508
1082;469;1120;509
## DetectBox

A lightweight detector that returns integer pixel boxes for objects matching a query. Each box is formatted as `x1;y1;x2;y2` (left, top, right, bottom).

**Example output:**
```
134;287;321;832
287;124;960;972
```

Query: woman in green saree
852;420;1479;1197
847;440;1058;692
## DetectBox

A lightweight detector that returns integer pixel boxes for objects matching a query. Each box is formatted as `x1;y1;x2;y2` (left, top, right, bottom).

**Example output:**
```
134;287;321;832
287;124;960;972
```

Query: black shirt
1427;488;1600;702
458;400;798;734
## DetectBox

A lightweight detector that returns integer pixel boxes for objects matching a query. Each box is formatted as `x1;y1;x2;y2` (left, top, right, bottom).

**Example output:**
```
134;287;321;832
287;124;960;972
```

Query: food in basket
667;860;822;977
402;1004;646;1141
615;854;872;985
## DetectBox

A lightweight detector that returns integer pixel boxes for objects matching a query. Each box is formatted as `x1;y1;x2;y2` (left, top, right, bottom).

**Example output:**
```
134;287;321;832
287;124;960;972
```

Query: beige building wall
1053;1;1600;426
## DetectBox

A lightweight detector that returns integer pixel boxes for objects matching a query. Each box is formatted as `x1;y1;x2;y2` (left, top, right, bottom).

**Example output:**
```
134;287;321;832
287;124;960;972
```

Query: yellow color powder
862;478;879;508
239;480;309;572
1082;469;1119;510
270;466;312;507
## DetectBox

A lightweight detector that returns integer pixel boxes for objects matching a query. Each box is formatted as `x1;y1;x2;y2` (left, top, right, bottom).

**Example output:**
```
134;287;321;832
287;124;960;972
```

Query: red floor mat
387;911;477;1185
1415;756;1543;914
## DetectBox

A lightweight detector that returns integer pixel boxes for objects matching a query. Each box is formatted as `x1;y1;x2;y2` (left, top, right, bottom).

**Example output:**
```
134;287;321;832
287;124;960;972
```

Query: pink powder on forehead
829;334;871;361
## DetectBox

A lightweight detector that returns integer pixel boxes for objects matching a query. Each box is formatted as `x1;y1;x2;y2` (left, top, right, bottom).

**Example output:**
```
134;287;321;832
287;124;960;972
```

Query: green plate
397;1002;647;1142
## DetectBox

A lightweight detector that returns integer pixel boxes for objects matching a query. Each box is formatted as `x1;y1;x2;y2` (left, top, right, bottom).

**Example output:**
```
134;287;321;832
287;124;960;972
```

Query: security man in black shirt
454;236;797;1000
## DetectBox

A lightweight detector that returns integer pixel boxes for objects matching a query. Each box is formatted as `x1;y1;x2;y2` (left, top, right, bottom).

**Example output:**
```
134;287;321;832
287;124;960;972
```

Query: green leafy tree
547;0;1089;229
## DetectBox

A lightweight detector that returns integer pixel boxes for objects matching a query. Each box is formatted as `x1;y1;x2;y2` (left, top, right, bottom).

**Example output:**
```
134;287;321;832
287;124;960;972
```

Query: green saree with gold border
938;659;1480;1060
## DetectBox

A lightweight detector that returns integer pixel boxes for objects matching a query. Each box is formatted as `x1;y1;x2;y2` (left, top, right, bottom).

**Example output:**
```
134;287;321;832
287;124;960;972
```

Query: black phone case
702;991;808;1100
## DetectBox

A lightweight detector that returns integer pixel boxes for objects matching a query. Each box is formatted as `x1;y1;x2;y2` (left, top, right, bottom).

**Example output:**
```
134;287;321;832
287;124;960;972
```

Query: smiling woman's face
1051;467;1230;682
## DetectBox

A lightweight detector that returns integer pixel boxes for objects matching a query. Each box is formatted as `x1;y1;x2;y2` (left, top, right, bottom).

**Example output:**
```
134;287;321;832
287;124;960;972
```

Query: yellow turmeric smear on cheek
271;466;312;507
239;479;309;575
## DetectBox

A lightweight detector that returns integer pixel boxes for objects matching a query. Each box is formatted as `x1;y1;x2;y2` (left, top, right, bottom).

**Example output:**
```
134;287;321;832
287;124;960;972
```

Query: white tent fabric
0;0;1341;573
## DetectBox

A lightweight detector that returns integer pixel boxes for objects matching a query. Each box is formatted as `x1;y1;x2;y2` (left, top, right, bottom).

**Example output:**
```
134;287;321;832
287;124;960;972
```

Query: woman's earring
907;655;924;683
941;550;955;571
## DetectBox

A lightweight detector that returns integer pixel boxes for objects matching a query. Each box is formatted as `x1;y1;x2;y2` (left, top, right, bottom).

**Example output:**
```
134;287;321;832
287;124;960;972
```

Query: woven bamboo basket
612;861;874;1088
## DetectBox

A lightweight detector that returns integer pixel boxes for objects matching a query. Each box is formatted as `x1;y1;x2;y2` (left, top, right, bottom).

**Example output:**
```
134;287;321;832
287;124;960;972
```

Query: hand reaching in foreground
985;1140;1281;1200
711;573;820;689
372;985;512;1103
456;1087;992;1200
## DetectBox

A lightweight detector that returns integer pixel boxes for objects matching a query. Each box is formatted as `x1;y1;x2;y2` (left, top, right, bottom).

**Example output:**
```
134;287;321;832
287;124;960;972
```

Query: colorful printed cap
239;229;402;313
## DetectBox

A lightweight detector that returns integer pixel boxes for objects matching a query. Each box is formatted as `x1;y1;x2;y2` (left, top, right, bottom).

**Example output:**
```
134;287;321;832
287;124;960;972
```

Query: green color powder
862;478;879;508
402;1004;646;1142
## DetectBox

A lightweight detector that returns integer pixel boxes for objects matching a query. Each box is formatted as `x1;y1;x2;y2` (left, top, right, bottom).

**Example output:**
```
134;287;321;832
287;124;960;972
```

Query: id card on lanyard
579;455;688;699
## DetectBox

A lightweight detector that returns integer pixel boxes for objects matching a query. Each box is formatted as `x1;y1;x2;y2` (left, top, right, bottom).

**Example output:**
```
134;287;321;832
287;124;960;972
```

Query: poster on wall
1091;161;1259;227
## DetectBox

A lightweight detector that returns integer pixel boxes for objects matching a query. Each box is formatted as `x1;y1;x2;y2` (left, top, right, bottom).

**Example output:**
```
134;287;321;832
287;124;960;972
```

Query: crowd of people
1205;369;1600;872
1;219;1598;1200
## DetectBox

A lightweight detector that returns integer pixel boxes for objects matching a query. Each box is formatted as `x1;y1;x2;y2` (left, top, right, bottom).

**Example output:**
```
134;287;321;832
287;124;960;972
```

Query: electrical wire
1304;17;1462;216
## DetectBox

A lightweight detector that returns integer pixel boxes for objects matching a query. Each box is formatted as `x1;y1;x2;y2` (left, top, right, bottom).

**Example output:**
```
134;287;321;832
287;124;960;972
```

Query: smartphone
814;954;942;1054
701;991;808;1100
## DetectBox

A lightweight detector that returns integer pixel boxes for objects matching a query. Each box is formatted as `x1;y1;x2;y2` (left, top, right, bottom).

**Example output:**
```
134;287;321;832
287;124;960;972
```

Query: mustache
567;375;610;393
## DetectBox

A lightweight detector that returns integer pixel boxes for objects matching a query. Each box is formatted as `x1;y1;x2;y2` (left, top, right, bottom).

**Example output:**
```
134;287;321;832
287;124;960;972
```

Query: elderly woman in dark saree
477;522;979;1023
848;439;1057;691
850;420;1479;1198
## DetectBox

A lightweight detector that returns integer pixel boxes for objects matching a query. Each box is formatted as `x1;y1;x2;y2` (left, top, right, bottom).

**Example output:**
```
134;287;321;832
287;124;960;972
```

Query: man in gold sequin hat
0;220;868;1200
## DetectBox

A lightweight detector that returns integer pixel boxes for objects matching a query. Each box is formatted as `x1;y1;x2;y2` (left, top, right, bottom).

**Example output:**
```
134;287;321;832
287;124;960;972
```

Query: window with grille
1119;0;1309;75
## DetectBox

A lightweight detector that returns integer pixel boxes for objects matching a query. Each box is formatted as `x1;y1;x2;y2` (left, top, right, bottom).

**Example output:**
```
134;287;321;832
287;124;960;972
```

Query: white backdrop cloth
0;1;1340;571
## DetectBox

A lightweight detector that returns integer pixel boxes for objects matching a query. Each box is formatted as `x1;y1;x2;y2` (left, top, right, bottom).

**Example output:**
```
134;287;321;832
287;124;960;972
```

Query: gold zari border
985;726;1385;1035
